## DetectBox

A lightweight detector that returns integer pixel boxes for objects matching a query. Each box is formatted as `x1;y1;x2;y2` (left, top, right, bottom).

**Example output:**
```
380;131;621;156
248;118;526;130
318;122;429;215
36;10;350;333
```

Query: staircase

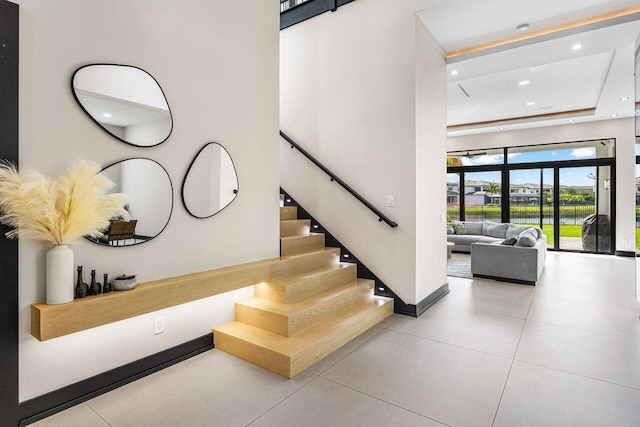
212;204;393;378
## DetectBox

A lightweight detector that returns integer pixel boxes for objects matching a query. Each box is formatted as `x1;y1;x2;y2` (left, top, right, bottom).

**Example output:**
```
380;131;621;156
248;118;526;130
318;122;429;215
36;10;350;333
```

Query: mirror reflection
88;158;173;246
72;64;172;147
182;143;239;218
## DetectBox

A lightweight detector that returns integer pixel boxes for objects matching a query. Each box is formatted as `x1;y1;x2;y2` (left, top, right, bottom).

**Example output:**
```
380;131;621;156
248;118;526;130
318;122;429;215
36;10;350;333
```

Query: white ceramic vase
46;244;74;305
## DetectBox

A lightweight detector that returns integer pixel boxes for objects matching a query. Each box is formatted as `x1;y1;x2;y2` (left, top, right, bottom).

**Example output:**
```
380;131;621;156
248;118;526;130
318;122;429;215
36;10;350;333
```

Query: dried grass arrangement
0;159;130;245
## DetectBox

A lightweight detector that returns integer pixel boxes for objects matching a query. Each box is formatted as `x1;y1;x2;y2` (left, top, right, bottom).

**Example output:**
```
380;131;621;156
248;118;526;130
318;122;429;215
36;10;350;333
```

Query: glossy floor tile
437;276;535;319
389;303;525;358
516;320;640;389
32;252;640;427
249;377;446;427
86;350;314;427
528;296;640;339
494;361;640;427
31;404;109;427
321;329;512;427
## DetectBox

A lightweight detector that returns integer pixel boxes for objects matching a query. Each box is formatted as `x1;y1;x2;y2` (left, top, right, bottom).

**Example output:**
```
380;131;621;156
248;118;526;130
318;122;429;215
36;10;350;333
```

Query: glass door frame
448;154;616;254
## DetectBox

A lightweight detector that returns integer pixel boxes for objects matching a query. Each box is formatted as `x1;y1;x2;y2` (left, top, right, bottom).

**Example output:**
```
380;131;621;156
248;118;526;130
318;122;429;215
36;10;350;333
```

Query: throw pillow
483;221;509;238
515;227;537;247
453;222;467;235
501;236;517;246
447;226;454;235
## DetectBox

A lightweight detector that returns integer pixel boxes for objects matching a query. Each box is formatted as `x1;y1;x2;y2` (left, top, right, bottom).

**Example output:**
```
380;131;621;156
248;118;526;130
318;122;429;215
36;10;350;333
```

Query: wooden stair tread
214;295;393;357
280;206;297;221
238;279;372;316
280;247;339;261
280;233;323;242
270;261;353;283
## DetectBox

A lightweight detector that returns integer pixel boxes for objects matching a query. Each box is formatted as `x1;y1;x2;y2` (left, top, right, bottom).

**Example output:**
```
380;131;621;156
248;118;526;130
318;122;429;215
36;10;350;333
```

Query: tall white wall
447;118;636;253
17;0;279;400
280;0;447;305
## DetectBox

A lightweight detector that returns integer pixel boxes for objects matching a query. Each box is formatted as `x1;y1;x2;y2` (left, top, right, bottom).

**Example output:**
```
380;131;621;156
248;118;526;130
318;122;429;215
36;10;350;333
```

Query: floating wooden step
236;279;373;337
213;295;393;378
280;219;311;238
279;248;340;275
254;263;356;304
280;233;325;257
280;206;297;221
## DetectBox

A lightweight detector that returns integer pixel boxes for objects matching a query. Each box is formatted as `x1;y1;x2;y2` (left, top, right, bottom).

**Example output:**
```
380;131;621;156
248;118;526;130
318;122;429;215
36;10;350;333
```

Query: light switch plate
387;196;395;207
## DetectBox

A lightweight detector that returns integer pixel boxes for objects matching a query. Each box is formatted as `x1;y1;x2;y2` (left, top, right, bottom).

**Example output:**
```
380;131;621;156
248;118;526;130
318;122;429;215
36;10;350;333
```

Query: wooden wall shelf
31;249;340;341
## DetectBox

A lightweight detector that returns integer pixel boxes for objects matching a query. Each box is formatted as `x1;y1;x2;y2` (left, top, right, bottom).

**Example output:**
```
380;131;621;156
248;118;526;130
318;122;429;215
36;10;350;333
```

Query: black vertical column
0;1;19;426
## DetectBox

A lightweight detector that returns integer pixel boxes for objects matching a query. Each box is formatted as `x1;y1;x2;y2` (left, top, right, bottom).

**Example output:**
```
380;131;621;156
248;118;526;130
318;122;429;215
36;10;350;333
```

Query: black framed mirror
182;142;239;218
72;64;173;147
88;158;173;246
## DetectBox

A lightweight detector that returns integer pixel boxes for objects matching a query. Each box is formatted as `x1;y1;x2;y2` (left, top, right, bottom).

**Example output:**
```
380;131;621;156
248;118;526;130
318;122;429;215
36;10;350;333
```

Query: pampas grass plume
0;160;130;245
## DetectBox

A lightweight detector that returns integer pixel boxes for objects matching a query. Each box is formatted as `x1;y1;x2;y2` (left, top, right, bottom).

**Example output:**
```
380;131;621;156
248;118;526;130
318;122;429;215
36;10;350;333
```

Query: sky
449;146;605;187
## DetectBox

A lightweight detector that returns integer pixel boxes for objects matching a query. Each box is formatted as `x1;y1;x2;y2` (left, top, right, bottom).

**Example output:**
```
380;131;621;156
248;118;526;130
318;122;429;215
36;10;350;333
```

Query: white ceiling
77;90;170;128
416;0;640;136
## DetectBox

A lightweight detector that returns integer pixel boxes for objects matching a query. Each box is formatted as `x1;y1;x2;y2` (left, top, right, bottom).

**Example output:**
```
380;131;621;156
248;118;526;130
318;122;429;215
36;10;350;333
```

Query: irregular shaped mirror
72;64;172;147
88;158;173;246
182;143;239;218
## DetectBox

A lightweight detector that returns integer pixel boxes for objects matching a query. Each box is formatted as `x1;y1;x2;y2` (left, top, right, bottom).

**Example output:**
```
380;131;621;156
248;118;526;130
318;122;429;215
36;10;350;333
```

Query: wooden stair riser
236;280;373;337
280;234;325;257
213;296;393;378
280;220;311;238
254;263;357;304
280;206;297;221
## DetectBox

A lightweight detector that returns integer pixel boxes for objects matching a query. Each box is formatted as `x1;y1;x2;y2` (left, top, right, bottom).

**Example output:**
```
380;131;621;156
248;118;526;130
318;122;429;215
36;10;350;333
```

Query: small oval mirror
88;158;173;246
72;64;172;147
182;143;239;218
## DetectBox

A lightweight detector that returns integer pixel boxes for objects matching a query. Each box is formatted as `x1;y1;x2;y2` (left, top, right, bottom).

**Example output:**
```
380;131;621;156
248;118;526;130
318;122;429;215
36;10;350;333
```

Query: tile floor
32;252;640;427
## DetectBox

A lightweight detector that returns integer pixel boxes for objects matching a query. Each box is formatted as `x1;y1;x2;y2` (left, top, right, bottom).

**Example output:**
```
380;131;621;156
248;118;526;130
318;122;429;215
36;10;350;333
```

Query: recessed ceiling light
80;96;88;101
498;127;505;130
571;43;583;50
620;96;630;101
516;23;529;32
102;113;112;118
567;119;575;122
518;80;530;86
610;114;618;118
526;101;535;106
449;69;459;76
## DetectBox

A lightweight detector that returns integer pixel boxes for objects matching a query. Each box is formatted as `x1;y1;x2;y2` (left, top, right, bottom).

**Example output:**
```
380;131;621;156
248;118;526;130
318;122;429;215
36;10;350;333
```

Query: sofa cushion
448;234;482;245
463;221;484;235
478;236;503;244
515;227;537;247
483;221;509;238
506;224;533;239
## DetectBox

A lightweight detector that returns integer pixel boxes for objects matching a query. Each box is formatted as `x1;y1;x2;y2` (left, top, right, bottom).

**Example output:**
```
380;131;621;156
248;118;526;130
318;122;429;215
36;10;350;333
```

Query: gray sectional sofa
447;220;547;285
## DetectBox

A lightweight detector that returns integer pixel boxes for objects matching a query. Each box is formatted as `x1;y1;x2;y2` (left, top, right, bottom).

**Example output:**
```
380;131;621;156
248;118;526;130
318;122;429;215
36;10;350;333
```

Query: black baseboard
19;334;213;426
615;250;636;258
415;284;450;317
473;274;536;286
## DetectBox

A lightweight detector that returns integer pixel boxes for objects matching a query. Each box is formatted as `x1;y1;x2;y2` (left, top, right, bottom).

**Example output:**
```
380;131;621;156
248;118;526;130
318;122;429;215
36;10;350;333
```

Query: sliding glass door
509;168;554;248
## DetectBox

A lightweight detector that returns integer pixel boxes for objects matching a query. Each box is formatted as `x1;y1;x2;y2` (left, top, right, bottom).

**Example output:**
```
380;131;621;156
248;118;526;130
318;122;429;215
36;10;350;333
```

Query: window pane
446;173;460;222
508;139;614;164
447;148;504;166
463;171;501;222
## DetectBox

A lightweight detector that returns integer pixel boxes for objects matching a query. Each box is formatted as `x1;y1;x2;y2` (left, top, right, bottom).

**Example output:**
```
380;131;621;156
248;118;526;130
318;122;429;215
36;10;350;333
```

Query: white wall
280;0;447;304
17;0;279;400
447;118;636;253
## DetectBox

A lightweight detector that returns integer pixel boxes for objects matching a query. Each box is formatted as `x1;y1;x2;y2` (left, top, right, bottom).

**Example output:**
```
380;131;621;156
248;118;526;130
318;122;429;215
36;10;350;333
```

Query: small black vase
88;269;101;295
103;273;112;293
75;266;89;299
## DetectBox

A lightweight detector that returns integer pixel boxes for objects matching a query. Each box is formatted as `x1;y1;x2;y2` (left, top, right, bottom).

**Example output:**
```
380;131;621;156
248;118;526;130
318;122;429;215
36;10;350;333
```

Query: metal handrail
280;131;398;228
